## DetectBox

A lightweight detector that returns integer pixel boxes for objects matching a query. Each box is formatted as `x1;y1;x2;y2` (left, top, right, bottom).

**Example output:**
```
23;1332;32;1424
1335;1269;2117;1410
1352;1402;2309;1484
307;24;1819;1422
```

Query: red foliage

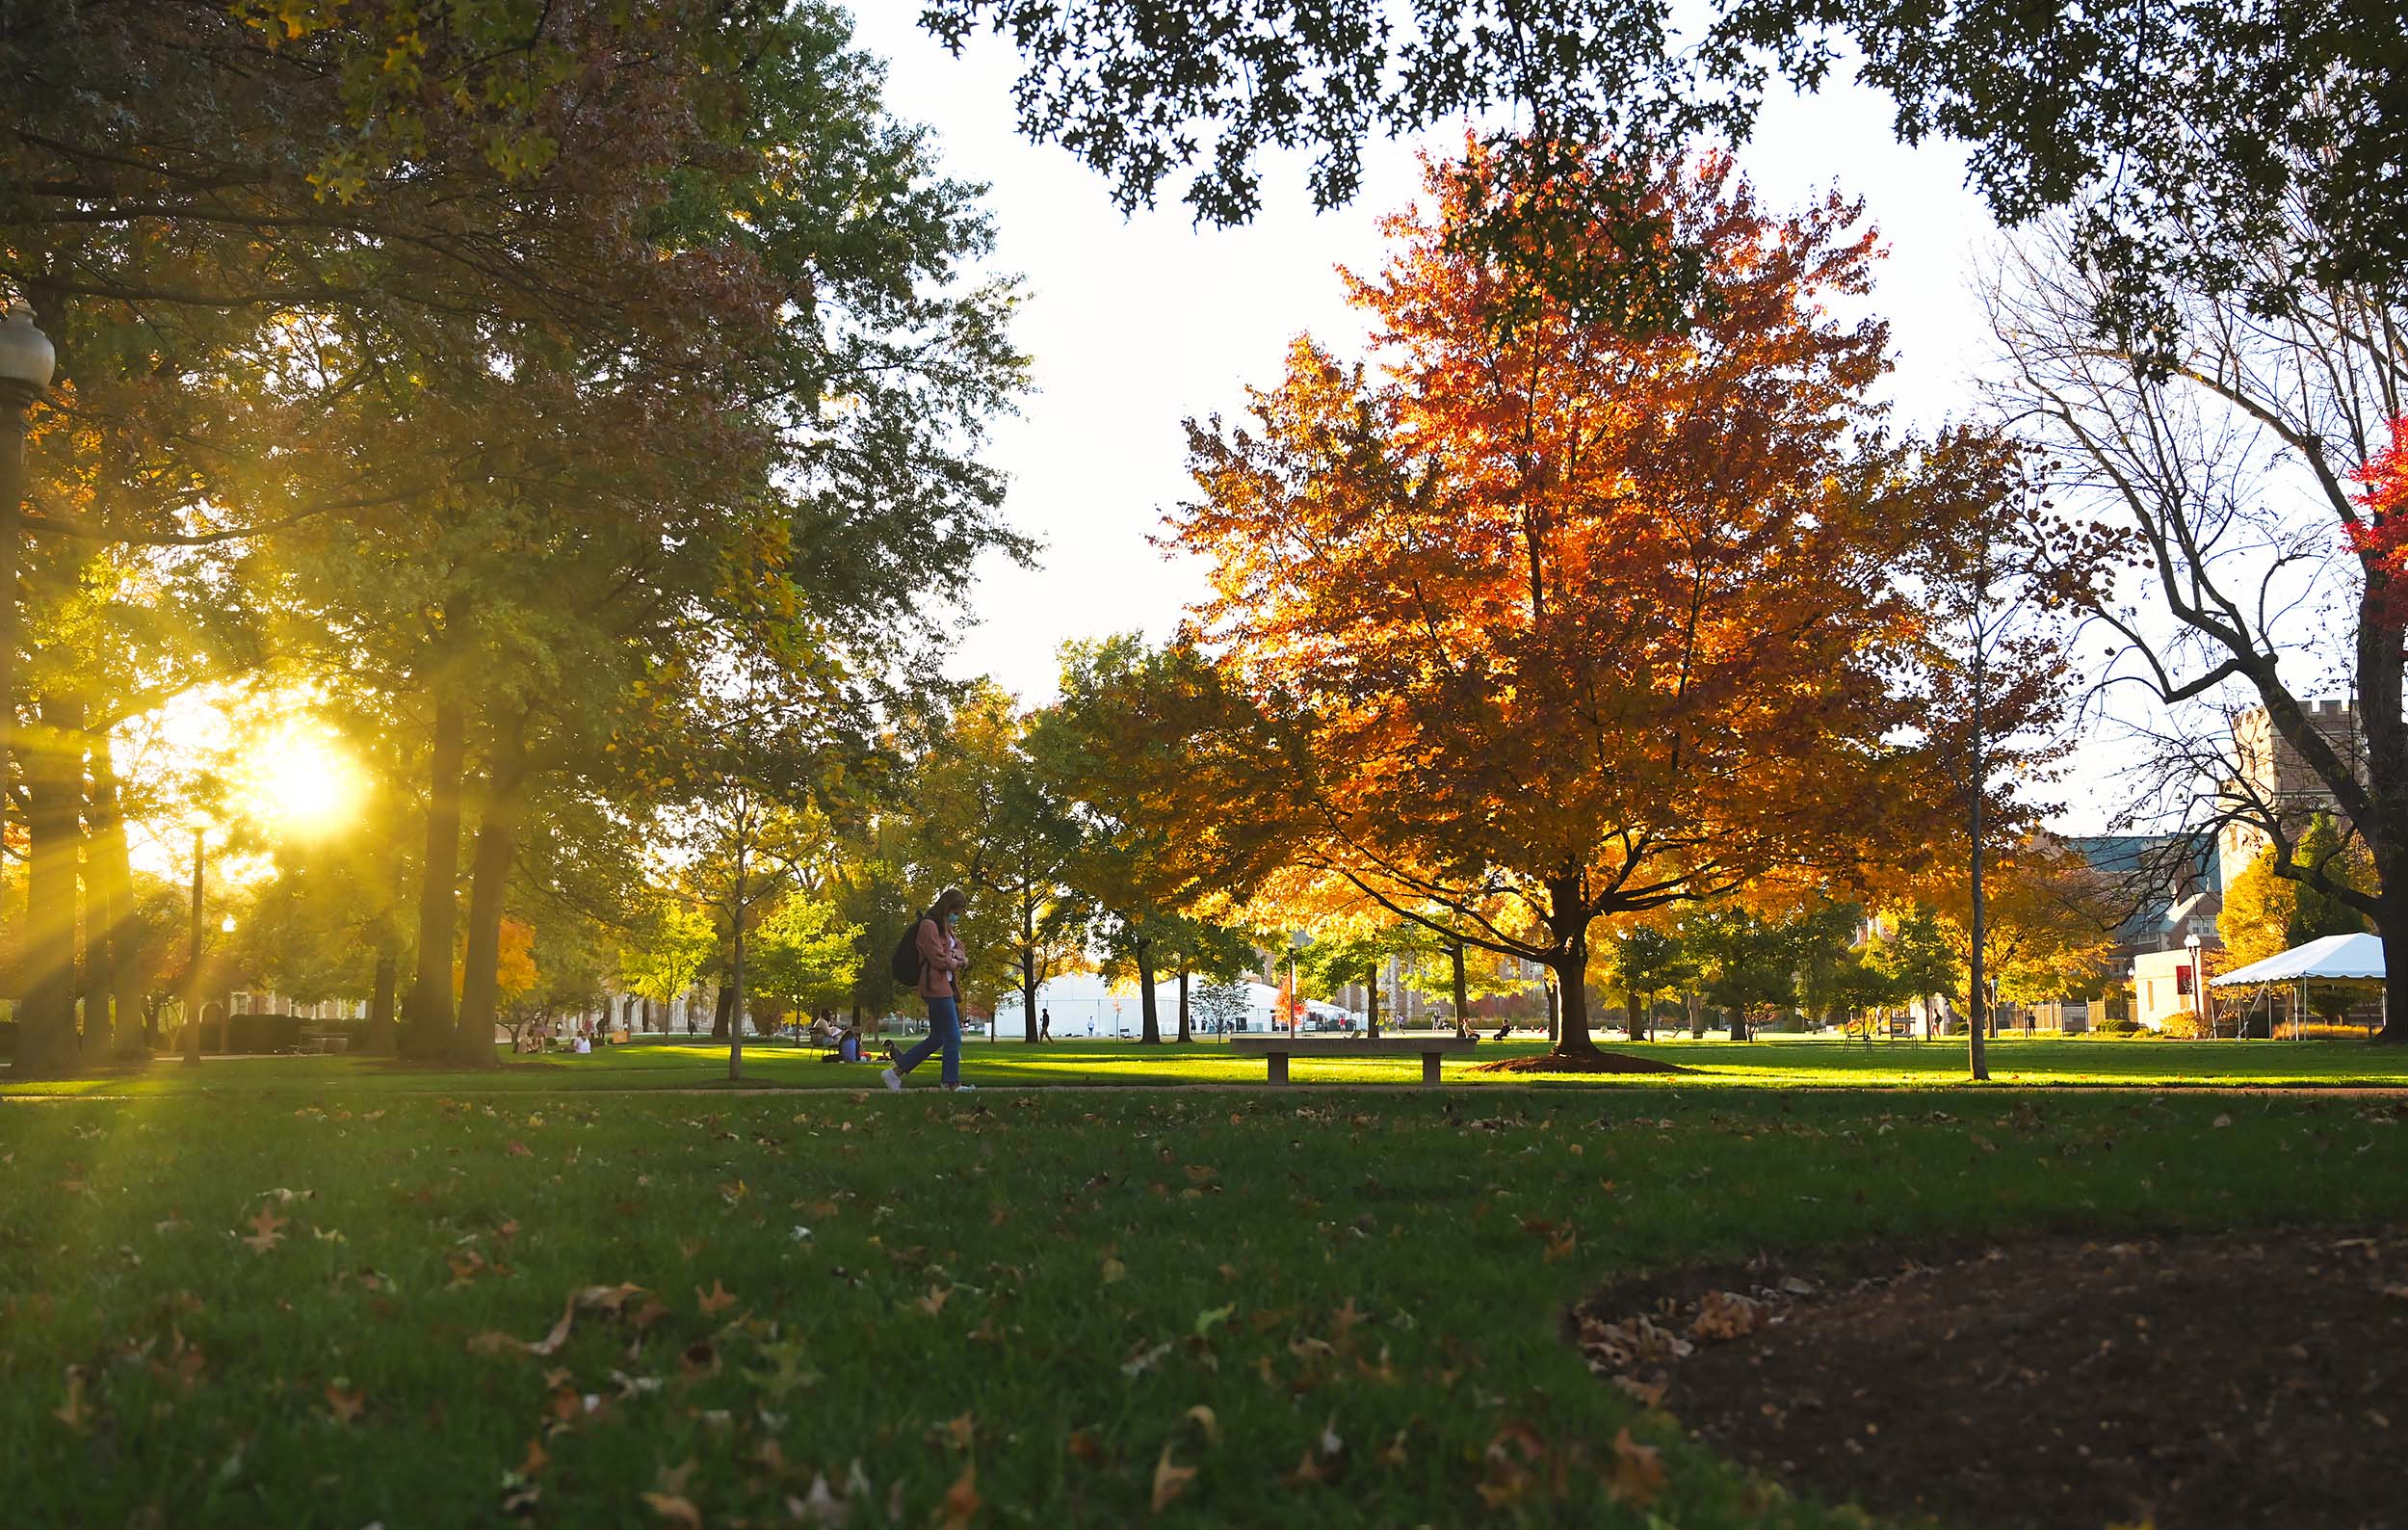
2349;415;2408;629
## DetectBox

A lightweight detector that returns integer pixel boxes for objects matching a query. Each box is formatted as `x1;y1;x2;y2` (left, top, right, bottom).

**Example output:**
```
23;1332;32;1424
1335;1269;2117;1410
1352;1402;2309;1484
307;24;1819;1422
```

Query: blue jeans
896;996;961;1086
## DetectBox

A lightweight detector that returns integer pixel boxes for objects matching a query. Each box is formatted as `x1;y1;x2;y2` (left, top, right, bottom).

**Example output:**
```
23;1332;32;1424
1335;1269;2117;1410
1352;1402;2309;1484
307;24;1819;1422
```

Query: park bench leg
1267;1053;1289;1086
1421;1053;1442;1088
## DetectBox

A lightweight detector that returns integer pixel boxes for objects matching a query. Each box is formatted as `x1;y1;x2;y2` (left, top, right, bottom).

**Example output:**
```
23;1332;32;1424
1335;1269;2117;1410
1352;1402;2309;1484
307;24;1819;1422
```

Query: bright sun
246;725;363;838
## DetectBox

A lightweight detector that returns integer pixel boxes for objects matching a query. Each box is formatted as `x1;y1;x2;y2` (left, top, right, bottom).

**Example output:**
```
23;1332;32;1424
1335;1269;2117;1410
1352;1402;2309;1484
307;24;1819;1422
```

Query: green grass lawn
6;1082;2407;1526
7;1033;2408;1099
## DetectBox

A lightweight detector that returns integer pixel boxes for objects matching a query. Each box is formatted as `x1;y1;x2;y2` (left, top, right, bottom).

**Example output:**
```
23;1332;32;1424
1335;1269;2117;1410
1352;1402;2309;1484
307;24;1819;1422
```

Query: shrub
2090;1015;2142;1038
226;1014;305;1054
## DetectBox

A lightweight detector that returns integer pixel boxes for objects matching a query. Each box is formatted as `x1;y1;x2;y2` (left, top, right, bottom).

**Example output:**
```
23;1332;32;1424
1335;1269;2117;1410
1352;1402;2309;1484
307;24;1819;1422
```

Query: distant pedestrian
883;887;973;1094
1039;1007;1052;1042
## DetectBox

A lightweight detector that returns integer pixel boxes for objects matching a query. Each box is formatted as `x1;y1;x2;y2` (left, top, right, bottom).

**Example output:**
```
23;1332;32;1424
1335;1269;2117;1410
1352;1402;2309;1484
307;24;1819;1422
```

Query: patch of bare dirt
1470;1049;1693;1075
1573;1227;2408;1529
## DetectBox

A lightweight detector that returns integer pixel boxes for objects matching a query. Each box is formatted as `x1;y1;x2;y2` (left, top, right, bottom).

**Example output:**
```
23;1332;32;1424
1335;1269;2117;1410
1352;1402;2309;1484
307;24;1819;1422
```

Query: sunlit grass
6;1035;2406;1098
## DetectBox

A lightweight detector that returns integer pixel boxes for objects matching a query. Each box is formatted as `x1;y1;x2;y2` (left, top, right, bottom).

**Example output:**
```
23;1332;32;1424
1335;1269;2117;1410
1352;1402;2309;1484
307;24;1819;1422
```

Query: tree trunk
1135;938;1162;1043
1966;637;1992;1079
1176;962;1193;1043
451;711;529;1068
1364;964;1380;1039
364;947;399;1056
79;752;110;1062
727;842;748;1083
1625;986;1642;1042
402;694;467;1059
180;831;205;1067
711;980;733;1040
13;689;85;1077
2376;859;2408;1045
1450;938;1469;1037
92;736;146;1062
1537;872;1604;1057
1020;942;1039;1042
1731;1002;1751;1042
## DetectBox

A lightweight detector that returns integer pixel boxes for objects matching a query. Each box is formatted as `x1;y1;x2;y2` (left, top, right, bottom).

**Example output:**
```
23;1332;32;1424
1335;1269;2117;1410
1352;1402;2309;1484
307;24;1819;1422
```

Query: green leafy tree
1030;636;1295;1044
925;0;2398;340
621;903;718;1025
1600;925;1695;1042
1293;919;1423;1039
1868;906;1959;1039
2287;813;2375;949
1158;916;1264;1042
750;895;865;1029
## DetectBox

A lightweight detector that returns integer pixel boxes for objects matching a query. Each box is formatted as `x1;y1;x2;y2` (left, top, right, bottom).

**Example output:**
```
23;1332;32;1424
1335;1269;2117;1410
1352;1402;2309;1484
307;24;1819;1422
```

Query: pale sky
847;10;2003;707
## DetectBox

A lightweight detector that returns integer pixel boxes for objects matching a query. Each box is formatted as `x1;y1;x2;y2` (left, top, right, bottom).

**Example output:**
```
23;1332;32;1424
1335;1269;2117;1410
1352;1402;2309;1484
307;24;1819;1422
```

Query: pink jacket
915;917;965;1001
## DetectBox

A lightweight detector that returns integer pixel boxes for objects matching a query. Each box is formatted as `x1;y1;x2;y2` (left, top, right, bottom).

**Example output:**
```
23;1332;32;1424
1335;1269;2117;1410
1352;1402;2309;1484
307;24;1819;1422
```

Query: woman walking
884;887;972;1093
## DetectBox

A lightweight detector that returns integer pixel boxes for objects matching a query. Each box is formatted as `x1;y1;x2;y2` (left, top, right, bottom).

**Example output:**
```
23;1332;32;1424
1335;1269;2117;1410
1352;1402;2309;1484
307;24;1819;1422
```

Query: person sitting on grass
816;1025;873;1065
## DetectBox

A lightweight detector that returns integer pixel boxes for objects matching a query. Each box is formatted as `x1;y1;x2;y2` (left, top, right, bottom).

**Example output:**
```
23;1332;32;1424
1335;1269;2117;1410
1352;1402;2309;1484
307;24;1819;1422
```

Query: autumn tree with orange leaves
1173;149;2015;1065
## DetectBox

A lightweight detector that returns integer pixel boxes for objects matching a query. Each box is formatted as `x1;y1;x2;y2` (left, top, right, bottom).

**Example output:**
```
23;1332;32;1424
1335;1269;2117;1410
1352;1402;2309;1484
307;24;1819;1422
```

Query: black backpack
889;912;929;986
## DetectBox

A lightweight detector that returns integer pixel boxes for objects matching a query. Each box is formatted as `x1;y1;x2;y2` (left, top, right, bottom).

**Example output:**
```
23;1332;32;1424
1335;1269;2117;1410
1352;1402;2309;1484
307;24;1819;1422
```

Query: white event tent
2208;933;2387;988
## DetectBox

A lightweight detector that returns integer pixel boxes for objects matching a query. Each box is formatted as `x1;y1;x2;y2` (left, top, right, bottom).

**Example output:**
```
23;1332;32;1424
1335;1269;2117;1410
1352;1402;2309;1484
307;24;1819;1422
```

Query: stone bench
1229;1035;1479;1087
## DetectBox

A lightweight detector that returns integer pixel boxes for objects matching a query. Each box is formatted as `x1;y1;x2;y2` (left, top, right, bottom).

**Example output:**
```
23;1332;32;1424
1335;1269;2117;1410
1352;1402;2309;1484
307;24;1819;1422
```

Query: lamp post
2186;932;2205;1038
0;300;56;771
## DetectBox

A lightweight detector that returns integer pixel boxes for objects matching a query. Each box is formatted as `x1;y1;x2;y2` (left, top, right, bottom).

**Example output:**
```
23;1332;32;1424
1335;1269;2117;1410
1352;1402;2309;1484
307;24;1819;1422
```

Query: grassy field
6;1033;2408;1098
6;1082;2407;1527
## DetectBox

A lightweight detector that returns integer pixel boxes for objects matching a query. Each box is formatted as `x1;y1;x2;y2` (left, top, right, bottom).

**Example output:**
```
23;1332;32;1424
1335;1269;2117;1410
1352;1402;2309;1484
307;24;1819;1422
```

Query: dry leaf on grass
1608;1427;1668;1507
695;1279;737;1317
324;1384;366;1425
640;1491;701;1529
242;1207;287;1254
468;1282;653;1358
1151;1447;1196;1513
54;1368;91;1430
1183;1404;1219;1443
938;1462;982;1530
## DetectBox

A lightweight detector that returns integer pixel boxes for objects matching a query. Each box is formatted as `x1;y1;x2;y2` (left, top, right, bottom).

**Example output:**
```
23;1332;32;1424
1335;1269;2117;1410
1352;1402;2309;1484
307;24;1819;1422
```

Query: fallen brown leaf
1608;1426;1668;1507
639;1491;701;1529
324;1384;366;1425
695;1279;738;1317
243;1207;287;1254
54;1368;91;1431
937;1462;982;1530
1151;1446;1196;1513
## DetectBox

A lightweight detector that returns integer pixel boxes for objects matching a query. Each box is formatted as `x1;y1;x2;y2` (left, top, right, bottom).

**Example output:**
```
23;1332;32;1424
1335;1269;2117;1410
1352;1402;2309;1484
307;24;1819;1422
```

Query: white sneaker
945;1083;976;1093
880;1067;903;1093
